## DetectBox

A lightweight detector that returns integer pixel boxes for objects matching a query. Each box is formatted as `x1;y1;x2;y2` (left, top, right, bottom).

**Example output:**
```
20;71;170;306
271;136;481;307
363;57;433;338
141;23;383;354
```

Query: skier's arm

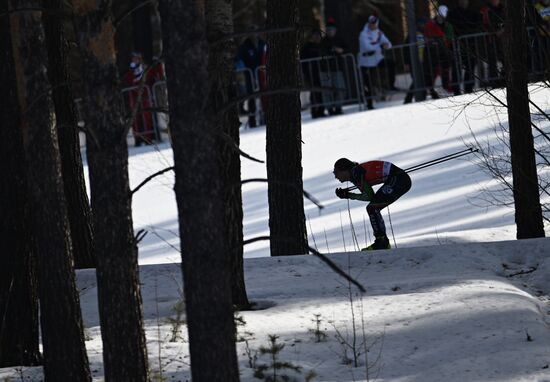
347;166;375;201
347;182;374;201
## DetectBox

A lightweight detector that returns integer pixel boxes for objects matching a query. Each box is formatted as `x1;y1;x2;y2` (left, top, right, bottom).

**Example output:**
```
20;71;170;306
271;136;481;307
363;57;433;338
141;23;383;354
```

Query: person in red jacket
333;158;411;250
124;52;158;146
423;5;461;95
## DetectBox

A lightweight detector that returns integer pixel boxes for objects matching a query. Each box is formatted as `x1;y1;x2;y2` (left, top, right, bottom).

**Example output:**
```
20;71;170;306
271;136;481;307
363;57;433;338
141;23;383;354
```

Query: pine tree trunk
503;0;546;239
8;1;91;380
266;0;309;256
159;0;240;379
43;0;95;269
205;0;250;309
0;4;41;366
72;2;149;380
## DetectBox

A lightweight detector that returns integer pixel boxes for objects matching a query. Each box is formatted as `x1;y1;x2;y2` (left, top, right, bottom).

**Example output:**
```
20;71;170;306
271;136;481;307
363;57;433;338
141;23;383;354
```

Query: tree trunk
159;0;240;379
503;0;546;239
205;0;250;309
9;1;91;380
266;0;309;256
43;0;95;269
71;2;149;380
0;5;41;366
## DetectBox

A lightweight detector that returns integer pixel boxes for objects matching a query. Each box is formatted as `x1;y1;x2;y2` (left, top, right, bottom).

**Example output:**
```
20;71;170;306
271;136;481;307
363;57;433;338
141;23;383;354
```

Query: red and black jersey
352;160;392;190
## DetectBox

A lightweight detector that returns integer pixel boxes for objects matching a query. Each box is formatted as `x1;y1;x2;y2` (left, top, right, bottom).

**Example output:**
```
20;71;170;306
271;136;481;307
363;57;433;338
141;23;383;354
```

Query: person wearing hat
322;17;349;115
358;14;397;109
333;157;412;251
424;5;461;96
124;52;157;146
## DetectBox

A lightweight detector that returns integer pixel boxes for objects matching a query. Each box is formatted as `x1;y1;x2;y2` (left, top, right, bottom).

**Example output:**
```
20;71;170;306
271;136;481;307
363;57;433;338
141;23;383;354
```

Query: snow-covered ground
2;88;550;381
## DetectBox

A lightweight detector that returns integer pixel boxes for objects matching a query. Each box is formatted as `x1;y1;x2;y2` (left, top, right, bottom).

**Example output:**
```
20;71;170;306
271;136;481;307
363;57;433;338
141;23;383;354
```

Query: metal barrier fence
121;84;162;145
118;28;549;136
300;53;365;115
236;67;262;126
363;28;549;105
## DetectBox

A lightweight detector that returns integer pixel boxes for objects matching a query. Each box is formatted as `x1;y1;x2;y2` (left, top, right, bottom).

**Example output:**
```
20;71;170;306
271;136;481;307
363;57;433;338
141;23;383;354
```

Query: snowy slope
3;239;549;381
2;89;550;381
79;239;550;382
130;87;550;263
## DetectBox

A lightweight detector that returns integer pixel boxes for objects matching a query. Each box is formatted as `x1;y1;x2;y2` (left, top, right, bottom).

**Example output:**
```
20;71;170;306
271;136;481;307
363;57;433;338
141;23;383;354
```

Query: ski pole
404;148;478;174
404;147;477;173
341;147;479;192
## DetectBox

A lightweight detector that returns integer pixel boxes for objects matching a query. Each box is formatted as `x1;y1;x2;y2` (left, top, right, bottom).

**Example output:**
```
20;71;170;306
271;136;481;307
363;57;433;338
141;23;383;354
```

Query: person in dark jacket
301;30;327;118
480;0;505;87
321;17;349;115
403;17;440;103
447;0;483;93
237;31;266;127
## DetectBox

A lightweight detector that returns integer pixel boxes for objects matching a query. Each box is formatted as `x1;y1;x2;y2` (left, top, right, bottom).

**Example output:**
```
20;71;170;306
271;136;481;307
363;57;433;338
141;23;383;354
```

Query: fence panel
121;84;161;144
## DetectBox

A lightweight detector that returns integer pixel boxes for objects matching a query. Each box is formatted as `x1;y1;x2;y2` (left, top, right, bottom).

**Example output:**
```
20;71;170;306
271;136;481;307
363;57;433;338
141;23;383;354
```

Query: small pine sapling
253;335;302;381
309;314;328;343
167;298;186;342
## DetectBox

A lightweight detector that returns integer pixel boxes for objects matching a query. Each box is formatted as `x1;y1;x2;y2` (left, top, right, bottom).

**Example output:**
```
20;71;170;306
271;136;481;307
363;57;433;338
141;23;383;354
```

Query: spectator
404;17;440;103
235;57;248;114
534;0;550;73
447;0;483;93
424;5;461;96
301;30;327;118
480;0;505;87
123;52;157;146
322;17;348;56
237;29;266;127
321;17;348;115
358;14;396;110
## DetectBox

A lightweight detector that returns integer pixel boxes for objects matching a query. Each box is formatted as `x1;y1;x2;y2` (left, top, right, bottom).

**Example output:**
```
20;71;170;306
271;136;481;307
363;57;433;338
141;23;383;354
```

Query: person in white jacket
358;15;397;109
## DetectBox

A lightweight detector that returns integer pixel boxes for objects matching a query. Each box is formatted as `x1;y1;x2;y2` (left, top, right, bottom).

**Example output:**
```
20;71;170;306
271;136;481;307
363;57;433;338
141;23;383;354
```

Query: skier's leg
364;167;412;250
366;203;387;238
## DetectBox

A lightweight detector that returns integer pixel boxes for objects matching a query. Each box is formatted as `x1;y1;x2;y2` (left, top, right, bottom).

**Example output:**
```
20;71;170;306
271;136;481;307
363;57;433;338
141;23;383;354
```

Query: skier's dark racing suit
348;161;411;249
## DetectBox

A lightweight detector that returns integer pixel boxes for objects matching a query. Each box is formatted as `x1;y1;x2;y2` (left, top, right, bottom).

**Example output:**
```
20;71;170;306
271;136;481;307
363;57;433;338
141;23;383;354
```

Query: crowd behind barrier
118;1;550;140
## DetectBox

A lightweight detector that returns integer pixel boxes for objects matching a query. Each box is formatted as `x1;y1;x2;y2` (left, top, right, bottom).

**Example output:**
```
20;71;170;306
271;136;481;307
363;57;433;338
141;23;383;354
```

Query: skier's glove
335;188;350;199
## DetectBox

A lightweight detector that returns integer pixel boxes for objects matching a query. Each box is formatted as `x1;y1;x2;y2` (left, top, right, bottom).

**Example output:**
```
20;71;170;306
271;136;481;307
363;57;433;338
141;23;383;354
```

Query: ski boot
362;236;391;251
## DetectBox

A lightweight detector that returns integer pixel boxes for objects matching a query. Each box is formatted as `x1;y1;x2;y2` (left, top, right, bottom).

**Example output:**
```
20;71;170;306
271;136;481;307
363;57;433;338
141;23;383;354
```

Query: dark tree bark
159;0;240;380
265;0;309;256
43;0;95;269
113;0;135;73
503;0;546;239
8;1;91;380
0;4;41;367
71;1;149;380
205;0;250;309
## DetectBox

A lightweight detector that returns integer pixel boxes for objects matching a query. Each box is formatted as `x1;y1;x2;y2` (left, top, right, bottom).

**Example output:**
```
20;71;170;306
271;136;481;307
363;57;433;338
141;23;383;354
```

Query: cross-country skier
333;158;412;250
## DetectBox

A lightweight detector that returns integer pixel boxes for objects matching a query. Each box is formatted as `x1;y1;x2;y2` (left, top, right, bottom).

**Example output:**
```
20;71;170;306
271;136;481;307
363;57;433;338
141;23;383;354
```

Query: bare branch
241;178;325;210
131;166;174;195
242;235;365;293
213;26;295;45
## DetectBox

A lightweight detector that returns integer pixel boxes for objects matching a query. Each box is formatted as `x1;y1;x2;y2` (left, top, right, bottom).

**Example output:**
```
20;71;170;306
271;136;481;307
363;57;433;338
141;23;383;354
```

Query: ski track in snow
2;89;550;381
